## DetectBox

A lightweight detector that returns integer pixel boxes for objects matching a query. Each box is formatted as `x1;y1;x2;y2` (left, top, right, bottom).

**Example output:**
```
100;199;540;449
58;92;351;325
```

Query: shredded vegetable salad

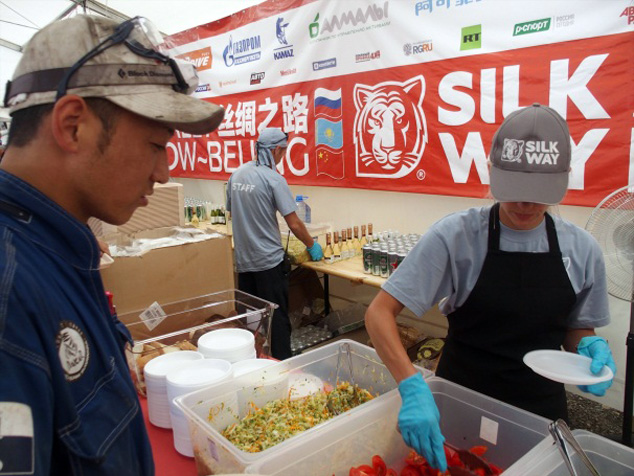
219;381;373;452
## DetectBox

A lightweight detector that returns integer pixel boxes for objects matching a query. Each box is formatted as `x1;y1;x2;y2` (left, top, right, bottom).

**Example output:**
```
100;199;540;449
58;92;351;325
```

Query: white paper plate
523;350;613;385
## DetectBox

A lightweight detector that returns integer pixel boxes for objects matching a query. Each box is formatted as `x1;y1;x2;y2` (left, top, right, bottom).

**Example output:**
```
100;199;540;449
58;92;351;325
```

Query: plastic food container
173;340;427;476
246;377;551;476
121;289;276;396
502;429;634;475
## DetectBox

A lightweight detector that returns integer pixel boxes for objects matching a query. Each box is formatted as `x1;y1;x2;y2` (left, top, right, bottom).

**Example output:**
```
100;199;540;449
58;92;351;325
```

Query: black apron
436;204;576;421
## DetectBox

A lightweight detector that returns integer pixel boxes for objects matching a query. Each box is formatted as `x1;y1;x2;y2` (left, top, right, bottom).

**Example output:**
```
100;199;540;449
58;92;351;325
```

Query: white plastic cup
166;358;233;457
142;351;204;428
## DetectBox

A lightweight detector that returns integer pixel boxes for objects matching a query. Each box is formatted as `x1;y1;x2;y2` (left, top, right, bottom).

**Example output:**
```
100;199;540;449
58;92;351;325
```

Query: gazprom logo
223;35;262;67
513;18;551;36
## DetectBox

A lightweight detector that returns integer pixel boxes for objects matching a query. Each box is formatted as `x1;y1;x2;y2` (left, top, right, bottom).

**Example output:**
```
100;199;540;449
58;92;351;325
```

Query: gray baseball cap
489;103;571;205
4;15;224;135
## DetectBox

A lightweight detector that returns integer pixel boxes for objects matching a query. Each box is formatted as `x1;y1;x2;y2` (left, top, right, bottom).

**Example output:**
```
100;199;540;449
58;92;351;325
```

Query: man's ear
50;95;92;153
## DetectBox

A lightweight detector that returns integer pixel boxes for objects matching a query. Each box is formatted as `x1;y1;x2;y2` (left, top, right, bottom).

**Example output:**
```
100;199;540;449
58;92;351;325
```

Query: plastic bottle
295;195;311;223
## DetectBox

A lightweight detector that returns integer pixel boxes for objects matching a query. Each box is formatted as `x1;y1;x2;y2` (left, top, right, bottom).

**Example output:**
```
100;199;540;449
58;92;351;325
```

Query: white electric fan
585;185;634;447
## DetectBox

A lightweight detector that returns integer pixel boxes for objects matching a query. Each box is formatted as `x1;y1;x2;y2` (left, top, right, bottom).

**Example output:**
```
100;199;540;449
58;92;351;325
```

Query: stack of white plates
197;328;256;363
143;351;204;428
166;358;233;457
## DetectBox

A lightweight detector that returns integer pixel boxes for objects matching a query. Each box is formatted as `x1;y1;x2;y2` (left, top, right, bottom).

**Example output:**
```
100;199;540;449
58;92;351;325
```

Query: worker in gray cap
366;104;614;472
227;127;323;359
0;15;223;475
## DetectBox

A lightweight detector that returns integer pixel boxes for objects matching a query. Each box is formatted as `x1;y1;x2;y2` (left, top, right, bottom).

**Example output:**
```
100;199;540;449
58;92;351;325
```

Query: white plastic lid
143;350;204;380
166;358;232;388
197;328;255;359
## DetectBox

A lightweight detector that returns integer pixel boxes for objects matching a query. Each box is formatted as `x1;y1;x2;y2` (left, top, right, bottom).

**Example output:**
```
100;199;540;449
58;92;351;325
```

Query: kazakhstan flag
315;118;343;149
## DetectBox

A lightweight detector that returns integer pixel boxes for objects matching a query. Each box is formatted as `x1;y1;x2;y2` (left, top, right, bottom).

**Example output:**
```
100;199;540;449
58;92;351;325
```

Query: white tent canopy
0;0;265;120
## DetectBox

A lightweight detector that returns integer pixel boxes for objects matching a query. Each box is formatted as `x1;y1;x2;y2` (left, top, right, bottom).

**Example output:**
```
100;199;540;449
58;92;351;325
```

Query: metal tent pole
623;300;634;447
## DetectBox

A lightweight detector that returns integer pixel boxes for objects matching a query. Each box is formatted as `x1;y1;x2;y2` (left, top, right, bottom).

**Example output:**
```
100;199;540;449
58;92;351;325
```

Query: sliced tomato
400;465;422;476
489;463;503;475
469;445;488;457
357;464;376;476
442;445;463;468
405;450;427;467
372;455;387;476
386;470;398;476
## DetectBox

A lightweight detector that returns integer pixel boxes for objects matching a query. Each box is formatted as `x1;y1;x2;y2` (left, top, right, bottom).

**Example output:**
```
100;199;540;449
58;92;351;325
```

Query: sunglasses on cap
4;16;199;107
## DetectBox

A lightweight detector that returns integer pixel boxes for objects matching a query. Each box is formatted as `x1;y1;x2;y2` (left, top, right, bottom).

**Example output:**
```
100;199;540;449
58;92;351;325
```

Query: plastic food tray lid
502;429;634;476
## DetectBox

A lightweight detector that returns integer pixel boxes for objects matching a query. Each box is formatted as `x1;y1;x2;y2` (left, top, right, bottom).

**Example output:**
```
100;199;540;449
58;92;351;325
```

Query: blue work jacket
0;170;154;475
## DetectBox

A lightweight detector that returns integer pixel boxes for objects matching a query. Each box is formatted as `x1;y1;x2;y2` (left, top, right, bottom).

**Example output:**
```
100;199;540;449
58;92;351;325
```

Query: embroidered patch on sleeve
0;402;34;474
56;321;90;381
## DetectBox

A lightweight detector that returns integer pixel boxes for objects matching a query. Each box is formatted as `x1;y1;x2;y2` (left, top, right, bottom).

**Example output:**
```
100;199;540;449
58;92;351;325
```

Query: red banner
168;28;633;207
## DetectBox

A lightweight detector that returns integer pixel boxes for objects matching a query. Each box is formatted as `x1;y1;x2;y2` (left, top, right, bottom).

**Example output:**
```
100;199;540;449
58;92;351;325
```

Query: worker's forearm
563;328;596;352
365;297;417;383
289;221;314;248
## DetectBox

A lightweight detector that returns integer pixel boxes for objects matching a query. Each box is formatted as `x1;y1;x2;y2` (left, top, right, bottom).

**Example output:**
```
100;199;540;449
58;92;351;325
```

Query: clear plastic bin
174;340;431;475
246;377;552;475
502;429;634;475
122;289;275;396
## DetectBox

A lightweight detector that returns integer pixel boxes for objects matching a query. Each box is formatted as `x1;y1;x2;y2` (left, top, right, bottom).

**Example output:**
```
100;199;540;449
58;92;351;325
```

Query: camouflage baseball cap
489;103;571;205
4;15;224;135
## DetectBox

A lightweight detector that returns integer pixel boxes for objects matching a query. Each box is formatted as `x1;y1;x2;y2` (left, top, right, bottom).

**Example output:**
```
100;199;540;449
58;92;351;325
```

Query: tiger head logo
353;75;427;178
501;138;524;163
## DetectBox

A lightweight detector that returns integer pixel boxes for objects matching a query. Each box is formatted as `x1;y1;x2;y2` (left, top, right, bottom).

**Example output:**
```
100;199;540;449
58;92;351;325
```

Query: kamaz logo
309;2;389;38
274;16;295;60
274;48;294;60
513;18;551;36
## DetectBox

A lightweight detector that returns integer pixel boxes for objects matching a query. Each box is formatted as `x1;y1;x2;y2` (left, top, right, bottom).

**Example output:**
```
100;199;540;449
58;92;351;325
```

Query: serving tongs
444;442;494;476
326;342;359;416
549;419;602;476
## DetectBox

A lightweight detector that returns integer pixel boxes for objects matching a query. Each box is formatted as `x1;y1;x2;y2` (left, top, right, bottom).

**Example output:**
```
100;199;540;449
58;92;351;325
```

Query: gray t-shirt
383;206;610;329
227;161;297;273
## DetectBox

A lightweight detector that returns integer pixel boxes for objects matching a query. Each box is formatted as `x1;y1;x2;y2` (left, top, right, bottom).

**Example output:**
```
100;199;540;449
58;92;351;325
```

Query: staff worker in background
0;15;224;475
365;104;616;471
227;128;323;359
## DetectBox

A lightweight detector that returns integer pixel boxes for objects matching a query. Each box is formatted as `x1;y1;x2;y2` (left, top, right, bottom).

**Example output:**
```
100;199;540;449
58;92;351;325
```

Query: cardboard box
100;227;234;316
89;183;185;236
288;267;324;315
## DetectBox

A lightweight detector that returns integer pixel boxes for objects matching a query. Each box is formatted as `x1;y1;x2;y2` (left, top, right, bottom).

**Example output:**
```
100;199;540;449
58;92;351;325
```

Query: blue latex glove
306;241;323;261
398;373;447;471
577;336;617;396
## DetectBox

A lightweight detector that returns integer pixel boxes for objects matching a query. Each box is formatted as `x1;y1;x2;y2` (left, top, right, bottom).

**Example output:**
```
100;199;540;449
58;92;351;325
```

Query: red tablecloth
140;397;198;476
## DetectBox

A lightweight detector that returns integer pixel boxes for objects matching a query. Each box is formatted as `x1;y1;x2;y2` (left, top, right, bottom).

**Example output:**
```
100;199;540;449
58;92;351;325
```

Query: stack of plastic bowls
143;350;204;428
166;358;233;457
197;328;256;363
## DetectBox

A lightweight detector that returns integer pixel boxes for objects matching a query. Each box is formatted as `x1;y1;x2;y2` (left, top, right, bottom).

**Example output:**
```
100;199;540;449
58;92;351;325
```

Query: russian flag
314;88;342;118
